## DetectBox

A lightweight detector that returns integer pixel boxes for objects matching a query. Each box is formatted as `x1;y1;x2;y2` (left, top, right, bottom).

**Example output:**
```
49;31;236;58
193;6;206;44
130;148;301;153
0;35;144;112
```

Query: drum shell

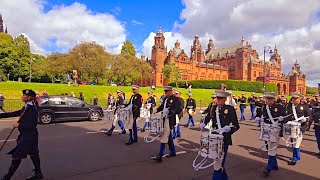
103;110;114;121
283;121;301;139
119;109;130;121
200;132;224;160
150;117;163;135
259;124;280;143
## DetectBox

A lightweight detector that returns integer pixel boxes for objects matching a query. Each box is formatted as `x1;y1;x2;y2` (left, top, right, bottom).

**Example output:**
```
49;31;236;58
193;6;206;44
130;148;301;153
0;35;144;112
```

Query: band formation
0;85;320;180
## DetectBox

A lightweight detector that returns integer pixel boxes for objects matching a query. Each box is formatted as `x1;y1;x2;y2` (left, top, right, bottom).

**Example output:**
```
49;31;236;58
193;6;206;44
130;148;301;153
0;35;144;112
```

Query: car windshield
48;97;68;105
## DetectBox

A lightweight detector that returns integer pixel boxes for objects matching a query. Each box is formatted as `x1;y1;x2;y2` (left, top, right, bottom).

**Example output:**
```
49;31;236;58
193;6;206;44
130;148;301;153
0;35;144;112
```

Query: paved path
0;109;319;180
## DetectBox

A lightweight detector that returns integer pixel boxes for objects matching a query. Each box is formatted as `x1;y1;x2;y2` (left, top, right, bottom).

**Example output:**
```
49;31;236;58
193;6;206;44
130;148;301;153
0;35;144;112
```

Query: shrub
169;80;277;93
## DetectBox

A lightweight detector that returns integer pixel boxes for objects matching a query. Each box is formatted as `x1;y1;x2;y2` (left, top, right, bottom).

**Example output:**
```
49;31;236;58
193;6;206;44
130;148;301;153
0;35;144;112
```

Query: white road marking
163;151;187;157
0;139;16;143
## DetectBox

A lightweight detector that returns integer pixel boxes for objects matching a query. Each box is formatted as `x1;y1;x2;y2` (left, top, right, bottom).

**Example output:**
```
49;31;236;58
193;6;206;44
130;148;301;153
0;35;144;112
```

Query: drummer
286;92;311;166
184;93;196;127
105;89;126;136
255;92;287;177
141;90;156;132
199;90;240;179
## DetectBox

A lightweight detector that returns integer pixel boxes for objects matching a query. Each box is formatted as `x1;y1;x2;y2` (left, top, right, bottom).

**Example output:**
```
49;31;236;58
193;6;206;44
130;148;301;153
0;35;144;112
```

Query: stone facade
138;28;307;95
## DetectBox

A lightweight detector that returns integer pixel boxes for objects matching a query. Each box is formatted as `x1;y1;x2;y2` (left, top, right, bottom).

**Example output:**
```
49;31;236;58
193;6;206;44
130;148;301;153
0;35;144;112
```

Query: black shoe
176;135;181;138
184;124;189;127
121;130;126;134
26;171;43;180
272;166;279;170
105;130;112;136
151;155;162;163
1;174;11;180
279;131;284;137
288;161;296;166
140;129;145;132
125;140;134;145
165;153;176;158
262;169;270;177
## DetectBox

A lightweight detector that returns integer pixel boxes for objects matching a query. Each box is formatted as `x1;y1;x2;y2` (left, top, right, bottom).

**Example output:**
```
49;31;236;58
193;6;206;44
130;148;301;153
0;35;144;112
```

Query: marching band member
151;86;182;162
184;93;196;127
255;95;265;127
238;93;247;121
172;90;184;138
105;89;126;136
307;94;319;131
199;91;240;180
311;97;320;156
125;85;143;145
0;90;43;180
141;90;156;132
200;93;217;123
255;92;286;177
286;92;311;165
248;93;257;120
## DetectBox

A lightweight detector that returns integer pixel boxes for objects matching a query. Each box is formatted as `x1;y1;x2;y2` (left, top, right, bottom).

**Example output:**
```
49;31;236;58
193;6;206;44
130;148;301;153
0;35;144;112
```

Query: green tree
120;40;136;57
162;62;181;87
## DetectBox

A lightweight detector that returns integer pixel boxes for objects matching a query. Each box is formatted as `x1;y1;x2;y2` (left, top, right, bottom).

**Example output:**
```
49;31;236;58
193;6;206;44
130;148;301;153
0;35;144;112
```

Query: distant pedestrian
188;85;192;94
71;92;75;97
42;90;48;98
93;94;98;105
79;92;84;101
107;92;114;109
0;93;5;112
66;73;71;86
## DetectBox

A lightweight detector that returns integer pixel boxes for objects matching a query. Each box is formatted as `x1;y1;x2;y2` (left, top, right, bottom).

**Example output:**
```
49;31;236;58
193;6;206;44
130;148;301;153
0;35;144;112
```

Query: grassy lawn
0;81;262;110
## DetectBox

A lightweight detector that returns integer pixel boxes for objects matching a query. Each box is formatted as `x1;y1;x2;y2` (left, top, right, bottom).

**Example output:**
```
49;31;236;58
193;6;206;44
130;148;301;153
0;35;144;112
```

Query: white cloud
0;0;126;54
131;20;143;26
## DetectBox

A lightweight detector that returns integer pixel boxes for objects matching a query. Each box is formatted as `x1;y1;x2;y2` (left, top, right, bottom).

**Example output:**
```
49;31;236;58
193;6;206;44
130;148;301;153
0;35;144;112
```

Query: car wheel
39;113;53;124
89;111;100;121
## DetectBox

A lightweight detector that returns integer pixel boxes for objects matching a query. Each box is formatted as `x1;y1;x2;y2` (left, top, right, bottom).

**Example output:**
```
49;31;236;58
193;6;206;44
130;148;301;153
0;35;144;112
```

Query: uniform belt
187;106;194;108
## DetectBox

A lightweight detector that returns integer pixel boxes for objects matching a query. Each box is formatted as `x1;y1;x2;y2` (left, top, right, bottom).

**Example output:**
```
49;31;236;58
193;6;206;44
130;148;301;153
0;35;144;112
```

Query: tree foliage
120;40;136;57
162;62;181;87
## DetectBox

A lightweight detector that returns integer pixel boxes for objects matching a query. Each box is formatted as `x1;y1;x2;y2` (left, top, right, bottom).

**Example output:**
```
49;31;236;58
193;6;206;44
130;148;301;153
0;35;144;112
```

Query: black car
38;95;104;124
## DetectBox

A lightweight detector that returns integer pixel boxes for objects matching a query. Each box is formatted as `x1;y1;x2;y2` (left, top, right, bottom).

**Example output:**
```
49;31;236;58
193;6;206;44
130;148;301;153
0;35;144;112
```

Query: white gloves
162;108;169;118
278;116;284;122
255;117;260;121
300;116;307;122
125;104;132;111
200;110;204;114
200;123;206;129
220;126;231;133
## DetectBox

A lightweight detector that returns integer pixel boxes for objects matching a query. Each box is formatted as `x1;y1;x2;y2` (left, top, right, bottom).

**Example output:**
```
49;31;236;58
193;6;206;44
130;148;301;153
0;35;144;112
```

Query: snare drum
259;123;280;143
283;121;301;139
149;117;163;135
188;109;195;115
200;132;224;160
103;110;114;122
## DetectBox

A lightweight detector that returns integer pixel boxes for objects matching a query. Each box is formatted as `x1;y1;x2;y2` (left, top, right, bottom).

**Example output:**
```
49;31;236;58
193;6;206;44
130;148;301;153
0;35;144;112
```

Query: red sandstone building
139;28;306;95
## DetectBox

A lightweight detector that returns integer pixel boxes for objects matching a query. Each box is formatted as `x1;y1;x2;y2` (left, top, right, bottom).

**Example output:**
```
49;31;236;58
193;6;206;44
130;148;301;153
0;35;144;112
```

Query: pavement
0;109;319;180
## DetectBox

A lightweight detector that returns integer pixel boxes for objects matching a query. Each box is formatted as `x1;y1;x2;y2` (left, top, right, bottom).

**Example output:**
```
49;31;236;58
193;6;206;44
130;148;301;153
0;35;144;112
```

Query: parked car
110;82;117;86
38;95;104;124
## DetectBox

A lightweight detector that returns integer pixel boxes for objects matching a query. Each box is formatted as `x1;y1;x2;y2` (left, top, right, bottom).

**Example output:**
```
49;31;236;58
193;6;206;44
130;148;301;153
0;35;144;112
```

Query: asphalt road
0;109;319;180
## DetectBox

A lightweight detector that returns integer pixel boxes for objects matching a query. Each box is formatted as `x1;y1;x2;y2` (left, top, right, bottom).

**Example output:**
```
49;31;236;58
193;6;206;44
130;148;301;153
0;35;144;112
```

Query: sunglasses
217;97;225;99
211;97;216;99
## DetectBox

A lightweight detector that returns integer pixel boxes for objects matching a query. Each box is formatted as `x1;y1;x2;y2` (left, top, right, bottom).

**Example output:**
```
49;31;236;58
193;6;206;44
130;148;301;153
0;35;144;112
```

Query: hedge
169;80;277;93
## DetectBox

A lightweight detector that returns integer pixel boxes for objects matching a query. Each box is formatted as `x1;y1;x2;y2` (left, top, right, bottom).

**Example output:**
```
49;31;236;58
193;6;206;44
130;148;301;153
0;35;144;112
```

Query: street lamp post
263;46;273;94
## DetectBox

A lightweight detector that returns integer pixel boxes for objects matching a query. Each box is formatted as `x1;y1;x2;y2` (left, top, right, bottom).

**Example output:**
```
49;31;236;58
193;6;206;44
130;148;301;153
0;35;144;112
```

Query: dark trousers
159;131;176;157
250;105;256;119
315;128;320;151
129;118;138;142
240;107;246;121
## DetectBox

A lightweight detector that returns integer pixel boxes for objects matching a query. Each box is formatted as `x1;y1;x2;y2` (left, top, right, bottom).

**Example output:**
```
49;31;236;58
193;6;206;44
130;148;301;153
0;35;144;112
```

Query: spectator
93;94;98;105
71;92;75;97
79;92;84;101
66;73;71;86
42;90;49;98
0;93;5;112
107;92;114;108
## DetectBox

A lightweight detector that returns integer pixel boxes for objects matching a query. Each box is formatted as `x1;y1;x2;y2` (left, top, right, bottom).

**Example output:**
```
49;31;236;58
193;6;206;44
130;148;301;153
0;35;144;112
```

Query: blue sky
43;0;185;53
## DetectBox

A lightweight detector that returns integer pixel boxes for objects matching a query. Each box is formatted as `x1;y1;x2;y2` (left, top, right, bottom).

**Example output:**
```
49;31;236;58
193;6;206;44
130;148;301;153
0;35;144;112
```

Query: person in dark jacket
285;92;311;166
0;89;43;180
199;90;240;180
172;90;184;138
184;93;196;127
0;93;5;112
125;85;143;145
254;95;265;127
255;92;287;177
151;86;182;162
238;93;247;121
93;94;98;105
311;99;320;156
200;93;217;126
79;92;84;101
248;93;257;120
105;89;126;136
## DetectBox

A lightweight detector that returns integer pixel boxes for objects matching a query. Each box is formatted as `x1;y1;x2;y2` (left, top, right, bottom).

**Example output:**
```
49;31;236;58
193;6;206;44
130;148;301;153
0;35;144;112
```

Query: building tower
0;14;4;33
190;35;204;62
270;45;281;66
151;27;167;87
206;37;214;54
